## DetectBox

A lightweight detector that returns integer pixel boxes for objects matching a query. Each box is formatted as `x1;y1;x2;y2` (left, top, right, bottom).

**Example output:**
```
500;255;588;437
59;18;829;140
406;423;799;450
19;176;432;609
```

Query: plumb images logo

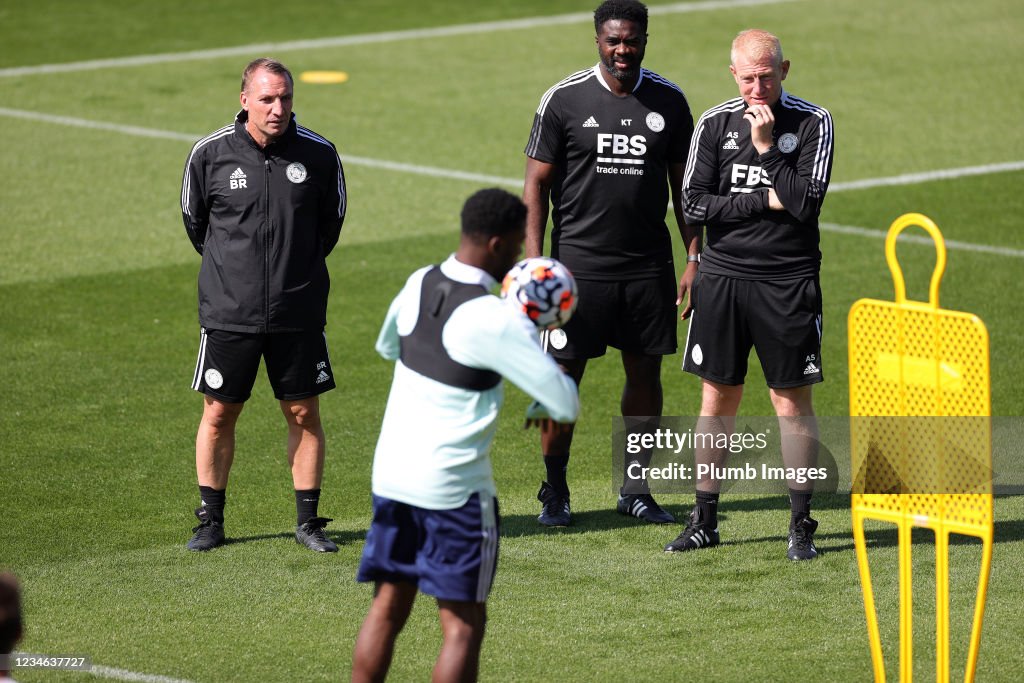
625;461;829;486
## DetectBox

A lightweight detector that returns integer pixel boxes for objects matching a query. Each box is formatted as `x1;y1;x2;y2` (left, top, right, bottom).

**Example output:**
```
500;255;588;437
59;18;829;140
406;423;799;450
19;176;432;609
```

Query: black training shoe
296;517;339;553
617;493;676;524
664;506;719;553
537;482;571;527
787;515;819;561
187;507;225;552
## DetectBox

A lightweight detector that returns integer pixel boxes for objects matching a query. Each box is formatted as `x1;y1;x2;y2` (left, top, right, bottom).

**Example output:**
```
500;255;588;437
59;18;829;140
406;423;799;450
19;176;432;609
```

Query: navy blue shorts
356;493;500;603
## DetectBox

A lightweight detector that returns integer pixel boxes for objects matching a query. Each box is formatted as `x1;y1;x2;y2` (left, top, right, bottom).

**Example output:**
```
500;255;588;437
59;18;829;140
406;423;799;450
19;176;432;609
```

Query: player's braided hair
461;188;527;240
241;58;294;92
594;0;648;33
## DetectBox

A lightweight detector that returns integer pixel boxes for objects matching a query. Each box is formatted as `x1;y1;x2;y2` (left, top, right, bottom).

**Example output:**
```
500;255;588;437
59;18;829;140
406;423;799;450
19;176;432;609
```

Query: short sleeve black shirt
525;65;693;280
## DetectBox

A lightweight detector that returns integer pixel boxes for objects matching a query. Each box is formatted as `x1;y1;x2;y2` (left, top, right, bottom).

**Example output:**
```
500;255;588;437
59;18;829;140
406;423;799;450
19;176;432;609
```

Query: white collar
440;254;497;290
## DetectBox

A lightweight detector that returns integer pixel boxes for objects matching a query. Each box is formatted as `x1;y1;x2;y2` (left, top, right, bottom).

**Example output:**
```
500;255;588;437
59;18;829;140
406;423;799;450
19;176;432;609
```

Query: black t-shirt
682;92;834;279
525;65;693;280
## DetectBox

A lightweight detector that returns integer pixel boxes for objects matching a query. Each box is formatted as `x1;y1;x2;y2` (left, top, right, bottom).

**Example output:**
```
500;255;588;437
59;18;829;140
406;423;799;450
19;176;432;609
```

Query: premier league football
501;257;578;330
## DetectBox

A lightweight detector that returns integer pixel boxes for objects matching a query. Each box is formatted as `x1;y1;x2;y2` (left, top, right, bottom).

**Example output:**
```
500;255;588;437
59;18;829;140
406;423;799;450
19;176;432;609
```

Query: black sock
544;455;570;496
622;418;657;495
295;488;321;526
198;486;225;525
621;441;654;496
621;457;652;495
696;490;719;527
789;489;812;520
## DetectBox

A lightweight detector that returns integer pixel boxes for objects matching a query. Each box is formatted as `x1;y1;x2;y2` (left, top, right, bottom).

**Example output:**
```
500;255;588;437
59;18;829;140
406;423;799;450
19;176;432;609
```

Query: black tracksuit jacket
181;111;346;333
682;91;834;279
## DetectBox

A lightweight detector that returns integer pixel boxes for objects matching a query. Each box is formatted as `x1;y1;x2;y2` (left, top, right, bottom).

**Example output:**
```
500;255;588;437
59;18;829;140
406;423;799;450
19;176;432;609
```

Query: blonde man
669;30;834;560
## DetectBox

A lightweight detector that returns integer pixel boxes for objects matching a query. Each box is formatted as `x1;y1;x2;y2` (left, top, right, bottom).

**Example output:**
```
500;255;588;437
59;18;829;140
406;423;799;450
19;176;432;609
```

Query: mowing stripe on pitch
1;105;1021;259
0;0;797;78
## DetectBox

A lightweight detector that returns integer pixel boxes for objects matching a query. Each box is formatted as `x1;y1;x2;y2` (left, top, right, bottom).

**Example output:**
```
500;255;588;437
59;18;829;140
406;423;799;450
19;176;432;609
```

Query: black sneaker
187;507;225;552
617;493;676;524
537;482;571;527
296;517;339;553
787;515;819;561
663;506;719;553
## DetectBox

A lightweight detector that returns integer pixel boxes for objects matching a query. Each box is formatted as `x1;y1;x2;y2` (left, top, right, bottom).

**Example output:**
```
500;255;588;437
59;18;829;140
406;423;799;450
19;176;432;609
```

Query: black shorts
682;272;823;388
191;328;336;403
547;272;678;360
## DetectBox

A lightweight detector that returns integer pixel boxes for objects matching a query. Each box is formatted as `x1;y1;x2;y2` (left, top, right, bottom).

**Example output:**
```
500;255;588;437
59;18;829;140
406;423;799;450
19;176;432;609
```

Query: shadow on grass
738;518;1024;556
706;492;853;513
498;494;853;538
222;528;367;547
500;508;669;537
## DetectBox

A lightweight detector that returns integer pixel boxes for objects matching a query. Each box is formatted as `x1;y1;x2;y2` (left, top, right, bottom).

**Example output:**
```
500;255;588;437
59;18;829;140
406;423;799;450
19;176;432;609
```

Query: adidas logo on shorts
803;361;820;375
315;370;331;384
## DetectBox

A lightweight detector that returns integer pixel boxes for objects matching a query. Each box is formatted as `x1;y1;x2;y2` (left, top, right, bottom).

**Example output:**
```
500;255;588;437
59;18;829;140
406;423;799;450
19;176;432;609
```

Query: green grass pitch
1;0;1023;680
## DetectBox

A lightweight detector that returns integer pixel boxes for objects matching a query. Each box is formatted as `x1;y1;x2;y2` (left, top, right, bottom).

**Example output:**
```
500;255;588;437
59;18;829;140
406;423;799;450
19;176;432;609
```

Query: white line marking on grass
340;155;519;187
88;664;196;683
2;105;1022;258
0;107;196;142
829;161;1024;192
0;106;519;184
820;222;1024;258
0;0;797;78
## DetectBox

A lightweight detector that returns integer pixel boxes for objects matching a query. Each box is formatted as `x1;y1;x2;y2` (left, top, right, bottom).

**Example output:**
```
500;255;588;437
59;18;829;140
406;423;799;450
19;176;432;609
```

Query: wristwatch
686;254;700;263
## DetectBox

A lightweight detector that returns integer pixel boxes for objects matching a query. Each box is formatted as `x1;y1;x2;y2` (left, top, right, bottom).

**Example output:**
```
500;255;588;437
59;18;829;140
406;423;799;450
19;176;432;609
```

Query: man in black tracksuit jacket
665;30;834;561
180;58;347;553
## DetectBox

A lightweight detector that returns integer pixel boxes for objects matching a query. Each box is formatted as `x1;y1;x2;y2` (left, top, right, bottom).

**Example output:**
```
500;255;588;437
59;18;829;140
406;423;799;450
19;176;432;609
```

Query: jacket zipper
264;155;271;333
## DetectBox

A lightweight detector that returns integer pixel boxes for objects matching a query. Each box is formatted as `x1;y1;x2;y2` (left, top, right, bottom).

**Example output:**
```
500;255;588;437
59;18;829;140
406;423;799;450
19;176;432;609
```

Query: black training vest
399;266;501;391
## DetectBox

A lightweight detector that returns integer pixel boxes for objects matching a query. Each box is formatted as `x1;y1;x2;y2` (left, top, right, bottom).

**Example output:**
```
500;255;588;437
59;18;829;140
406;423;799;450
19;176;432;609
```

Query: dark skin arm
524;399;575;435
522;160;574;436
523;157;556;258
670;161;701;319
